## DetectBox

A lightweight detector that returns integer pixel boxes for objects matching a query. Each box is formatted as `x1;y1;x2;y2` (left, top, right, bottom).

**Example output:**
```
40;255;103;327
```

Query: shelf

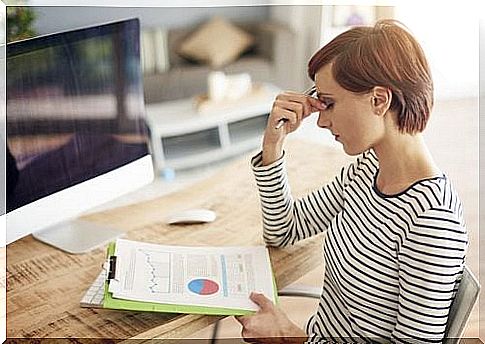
228;113;269;145
145;83;280;172
163;138;262;170
162;127;220;161
145;83;279;137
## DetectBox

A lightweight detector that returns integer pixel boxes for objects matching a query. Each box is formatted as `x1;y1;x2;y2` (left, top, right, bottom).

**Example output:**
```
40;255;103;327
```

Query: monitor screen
6;18;149;213
6;18;153;247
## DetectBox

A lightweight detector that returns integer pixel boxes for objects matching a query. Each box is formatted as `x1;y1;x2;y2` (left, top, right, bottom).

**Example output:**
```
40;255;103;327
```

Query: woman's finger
234;315;249;326
278;91;324;118
307;96;327;111
279;100;305;123
278;93;311;115
249;292;274;311
272;107;298;126
275;99;315;124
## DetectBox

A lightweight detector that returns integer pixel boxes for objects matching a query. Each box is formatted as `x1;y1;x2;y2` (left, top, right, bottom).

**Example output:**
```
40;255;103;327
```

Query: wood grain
7;139;353;340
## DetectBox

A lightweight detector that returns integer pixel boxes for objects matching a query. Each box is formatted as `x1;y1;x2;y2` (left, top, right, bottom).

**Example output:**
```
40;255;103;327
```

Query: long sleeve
392;206;468;343
251;150;356;247
251;147;469;341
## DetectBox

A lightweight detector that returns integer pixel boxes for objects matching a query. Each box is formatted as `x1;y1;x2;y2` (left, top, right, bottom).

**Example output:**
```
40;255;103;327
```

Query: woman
236;20;468;343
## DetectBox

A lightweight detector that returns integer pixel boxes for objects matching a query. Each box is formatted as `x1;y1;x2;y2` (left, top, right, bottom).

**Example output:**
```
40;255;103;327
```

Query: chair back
444;265;480;343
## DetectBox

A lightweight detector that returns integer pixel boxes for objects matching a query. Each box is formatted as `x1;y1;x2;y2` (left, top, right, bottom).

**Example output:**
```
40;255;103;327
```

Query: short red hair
308;20;433;134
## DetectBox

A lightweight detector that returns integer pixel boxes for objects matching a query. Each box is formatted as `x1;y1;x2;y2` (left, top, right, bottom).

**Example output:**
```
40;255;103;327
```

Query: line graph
138;249;170;293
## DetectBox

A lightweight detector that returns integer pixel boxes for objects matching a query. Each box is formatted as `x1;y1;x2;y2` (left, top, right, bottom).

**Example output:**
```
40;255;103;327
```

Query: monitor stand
32;219;124;254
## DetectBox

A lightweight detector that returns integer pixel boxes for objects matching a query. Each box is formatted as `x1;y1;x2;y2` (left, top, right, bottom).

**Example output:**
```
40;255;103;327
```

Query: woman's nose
317;111;331;129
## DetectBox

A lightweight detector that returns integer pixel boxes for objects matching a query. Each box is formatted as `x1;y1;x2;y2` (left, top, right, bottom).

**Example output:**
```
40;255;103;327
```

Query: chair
278;265;480;342
444;265;481;342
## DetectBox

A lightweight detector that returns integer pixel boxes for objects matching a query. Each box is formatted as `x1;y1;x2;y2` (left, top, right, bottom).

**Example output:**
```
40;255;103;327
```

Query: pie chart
188;278;220;295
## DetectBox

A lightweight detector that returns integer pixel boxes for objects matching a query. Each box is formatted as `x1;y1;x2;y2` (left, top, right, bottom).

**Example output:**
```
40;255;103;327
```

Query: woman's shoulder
396;174;466;248
415;173;458;201
416;174;464;219
390;174;467;256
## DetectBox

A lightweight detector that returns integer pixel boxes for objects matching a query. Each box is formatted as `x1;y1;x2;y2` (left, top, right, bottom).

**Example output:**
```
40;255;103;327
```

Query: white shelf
228;114;269;144
145;83;279;172
161;138;262;170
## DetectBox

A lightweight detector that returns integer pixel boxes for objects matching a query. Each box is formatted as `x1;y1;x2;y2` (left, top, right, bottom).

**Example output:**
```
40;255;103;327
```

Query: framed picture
320;5;378;45
332;5;376;28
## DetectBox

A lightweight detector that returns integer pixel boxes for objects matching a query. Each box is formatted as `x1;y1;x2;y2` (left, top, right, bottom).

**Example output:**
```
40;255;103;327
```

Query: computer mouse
166;208;217;225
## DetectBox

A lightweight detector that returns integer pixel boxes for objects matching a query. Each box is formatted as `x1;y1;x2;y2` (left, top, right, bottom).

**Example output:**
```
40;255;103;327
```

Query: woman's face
314;64;386;155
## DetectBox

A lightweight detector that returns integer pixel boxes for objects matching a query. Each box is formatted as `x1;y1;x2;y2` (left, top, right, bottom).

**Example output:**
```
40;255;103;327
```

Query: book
101;238;277;316
152;28;170;74
140;29;156;75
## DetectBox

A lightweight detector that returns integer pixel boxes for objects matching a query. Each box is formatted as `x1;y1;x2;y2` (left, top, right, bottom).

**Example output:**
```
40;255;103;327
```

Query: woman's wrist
262;145;283;166
262;138;284;166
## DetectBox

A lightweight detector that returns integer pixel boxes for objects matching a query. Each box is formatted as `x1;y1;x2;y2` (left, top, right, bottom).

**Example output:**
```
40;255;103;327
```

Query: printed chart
110;239;275;311
188;279;220;295
139;249;170;293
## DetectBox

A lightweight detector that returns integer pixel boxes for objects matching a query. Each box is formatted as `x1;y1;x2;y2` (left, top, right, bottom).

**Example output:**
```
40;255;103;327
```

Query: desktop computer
5;18;154;253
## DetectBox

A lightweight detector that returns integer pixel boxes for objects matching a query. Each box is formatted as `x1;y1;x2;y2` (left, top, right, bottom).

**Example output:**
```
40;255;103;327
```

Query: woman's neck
372;132;441;195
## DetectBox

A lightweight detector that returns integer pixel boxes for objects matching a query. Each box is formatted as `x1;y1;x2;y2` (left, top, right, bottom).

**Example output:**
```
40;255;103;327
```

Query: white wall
270;5;323;91
395;4;478;100
480;17;485;344
480;18;485;99
476;14;483;344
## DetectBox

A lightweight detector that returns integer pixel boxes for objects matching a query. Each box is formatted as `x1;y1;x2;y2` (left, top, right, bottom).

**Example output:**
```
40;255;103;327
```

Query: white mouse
166;208;217;225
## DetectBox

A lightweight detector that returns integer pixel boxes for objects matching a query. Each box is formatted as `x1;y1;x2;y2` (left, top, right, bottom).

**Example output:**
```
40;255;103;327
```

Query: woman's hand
262;91;326;165
235;292;307;344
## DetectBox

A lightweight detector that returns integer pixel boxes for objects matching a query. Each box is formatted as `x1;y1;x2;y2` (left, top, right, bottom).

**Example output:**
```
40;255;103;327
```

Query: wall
480;17;485;343
270;6;396;93
395;4;478;100
270;6;323;91
32;6;270;34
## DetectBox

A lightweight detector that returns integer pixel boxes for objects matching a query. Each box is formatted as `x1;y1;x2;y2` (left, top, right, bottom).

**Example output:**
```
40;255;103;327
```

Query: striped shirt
251;149;468;343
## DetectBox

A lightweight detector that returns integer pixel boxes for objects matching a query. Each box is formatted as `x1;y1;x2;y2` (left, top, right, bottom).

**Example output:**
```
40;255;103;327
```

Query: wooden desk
7;139;353;340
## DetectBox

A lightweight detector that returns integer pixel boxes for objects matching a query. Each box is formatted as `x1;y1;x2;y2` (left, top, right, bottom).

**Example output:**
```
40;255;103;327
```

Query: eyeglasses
303;85;317;97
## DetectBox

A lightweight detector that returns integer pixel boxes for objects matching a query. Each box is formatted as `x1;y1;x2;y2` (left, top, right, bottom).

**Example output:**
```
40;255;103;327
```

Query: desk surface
7;139;353;340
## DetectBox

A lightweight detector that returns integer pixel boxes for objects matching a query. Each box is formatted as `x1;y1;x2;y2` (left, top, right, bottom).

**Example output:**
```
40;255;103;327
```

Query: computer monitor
5;18;154;253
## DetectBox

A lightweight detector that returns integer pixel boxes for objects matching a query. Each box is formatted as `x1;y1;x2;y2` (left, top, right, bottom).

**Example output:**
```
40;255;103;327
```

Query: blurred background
8;5;478;98
4;2;481;340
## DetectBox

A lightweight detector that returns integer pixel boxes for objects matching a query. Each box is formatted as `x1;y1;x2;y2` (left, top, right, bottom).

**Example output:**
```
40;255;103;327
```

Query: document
108;239;276;312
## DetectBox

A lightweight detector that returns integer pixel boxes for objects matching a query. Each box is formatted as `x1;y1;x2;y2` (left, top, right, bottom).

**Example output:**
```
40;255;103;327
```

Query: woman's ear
371;86;392;116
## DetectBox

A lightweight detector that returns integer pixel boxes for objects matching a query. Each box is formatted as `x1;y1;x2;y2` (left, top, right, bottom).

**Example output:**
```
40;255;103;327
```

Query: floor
99;97;480;341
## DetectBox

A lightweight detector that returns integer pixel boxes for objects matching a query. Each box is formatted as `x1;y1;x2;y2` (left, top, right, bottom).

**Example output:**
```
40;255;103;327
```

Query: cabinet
145;84;279;173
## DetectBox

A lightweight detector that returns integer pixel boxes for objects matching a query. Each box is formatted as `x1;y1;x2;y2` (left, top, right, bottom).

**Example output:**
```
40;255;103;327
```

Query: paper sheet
108;239;275;311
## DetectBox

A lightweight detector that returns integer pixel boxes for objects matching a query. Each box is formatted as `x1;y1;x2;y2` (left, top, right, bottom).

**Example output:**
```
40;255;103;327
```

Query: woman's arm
252;153;353;247
392;206;468;342
261;90;326;165
252;91;350;247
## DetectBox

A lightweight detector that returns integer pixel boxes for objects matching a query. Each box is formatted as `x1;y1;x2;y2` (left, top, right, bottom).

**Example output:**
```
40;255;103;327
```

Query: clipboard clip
101;255;118;282
108;255;117;280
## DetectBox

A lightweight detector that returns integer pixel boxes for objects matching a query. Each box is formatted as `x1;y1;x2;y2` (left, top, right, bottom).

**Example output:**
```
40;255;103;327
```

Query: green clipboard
103;242;279;316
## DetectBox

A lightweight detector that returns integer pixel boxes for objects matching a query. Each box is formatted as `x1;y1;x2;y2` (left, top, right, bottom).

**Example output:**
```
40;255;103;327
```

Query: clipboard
103;242;279;316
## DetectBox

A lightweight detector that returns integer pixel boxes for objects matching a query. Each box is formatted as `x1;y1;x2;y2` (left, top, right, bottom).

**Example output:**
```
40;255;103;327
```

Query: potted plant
7;6;36;43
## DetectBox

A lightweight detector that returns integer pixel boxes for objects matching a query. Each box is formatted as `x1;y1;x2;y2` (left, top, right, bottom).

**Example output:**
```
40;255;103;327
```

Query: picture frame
320;5;379;45
332;5;376;28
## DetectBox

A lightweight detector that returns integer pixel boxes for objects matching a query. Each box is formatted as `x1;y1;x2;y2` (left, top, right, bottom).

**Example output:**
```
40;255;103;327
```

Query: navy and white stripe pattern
251;150;468;343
